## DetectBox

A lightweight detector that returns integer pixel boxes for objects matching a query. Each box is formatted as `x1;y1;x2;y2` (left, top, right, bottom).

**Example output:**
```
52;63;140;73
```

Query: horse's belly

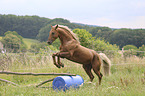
67;47;94;64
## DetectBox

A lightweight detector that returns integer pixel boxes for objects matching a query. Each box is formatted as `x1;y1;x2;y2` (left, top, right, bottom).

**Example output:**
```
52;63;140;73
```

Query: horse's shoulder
65;40;79;49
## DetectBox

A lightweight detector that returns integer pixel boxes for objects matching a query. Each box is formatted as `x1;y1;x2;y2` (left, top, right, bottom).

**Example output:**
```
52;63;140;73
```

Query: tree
93;39;119;51
1;34;21;52
73;28;119;52
138;45;145;57
109;29;145;48
73;29;95;48
0;14;50;38
123;45;138;50
37;24;51;42
89;26;112;38
122;45;138;57
1;31;27;52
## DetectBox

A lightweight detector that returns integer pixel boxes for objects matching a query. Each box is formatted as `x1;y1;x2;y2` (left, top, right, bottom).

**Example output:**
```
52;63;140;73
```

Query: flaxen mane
58;25;80;44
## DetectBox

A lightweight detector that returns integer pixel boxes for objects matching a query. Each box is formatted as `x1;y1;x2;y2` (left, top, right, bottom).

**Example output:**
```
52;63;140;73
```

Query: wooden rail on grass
0;71;76;76
0;78;18;86
36;78;55;87
0;71;76;87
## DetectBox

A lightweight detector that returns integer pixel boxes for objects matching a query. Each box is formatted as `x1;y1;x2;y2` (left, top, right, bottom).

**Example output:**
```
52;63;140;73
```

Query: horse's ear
55;24;58;30
51;25;53;28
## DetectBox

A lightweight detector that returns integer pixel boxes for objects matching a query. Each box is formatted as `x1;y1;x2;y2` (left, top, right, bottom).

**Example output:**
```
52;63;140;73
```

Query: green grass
0;54;145;96
23;38;40;49
0;36;2;40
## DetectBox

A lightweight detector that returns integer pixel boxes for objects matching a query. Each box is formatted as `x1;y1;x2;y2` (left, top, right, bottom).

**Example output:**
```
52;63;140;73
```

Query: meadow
0;37;144;96
0;51;144;96
23;38;40;49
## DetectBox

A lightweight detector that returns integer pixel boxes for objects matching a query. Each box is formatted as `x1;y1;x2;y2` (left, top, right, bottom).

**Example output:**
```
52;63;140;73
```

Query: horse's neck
58;29;74;46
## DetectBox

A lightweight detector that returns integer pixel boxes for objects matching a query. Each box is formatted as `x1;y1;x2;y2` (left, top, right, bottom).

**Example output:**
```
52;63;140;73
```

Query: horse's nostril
47;41;52;45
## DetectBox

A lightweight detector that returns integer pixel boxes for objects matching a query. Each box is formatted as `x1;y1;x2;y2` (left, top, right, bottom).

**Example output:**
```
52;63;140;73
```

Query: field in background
23;38;40;49
0;52;144;96
0;36;2;40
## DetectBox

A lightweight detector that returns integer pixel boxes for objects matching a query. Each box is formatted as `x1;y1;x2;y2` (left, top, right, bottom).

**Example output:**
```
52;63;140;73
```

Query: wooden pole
36;78;55;87
0;71;76;87
0;71;76;76
0;78;18;86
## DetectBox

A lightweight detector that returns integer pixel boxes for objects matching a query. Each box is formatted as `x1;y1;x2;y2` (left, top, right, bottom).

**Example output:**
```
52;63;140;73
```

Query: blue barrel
52;75;84;91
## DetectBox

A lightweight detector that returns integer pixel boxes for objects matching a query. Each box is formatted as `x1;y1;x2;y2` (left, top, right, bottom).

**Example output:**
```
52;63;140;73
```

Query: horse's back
68;45;96;64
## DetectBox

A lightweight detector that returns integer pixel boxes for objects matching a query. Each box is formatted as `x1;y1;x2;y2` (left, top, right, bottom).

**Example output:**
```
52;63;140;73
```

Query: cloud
100;16;145;28
75;16;145;29
0;0;145;28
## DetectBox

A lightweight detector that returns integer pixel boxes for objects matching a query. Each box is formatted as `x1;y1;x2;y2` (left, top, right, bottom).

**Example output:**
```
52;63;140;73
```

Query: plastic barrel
52;75;84;91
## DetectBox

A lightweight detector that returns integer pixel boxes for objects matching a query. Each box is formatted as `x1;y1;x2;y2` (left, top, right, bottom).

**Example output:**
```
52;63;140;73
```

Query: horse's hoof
58;62;64;68
54;63;61;68
57;66;61;68
61;63;64;67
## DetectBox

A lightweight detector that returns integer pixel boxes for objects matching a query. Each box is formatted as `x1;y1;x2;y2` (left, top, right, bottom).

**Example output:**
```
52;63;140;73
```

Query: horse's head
47;25;59;45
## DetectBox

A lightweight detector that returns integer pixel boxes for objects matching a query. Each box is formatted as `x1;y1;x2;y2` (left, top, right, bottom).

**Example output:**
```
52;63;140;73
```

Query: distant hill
0;14;93;39
73;22;101;27
0;14;51;38
0;14;145;48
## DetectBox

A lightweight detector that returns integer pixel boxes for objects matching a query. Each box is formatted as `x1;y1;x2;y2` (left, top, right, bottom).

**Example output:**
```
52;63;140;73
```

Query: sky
0;0;145;29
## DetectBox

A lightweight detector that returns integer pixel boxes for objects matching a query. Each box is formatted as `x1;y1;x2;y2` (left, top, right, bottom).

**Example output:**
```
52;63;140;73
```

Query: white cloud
0;0;145;28
74;16;145;29
99;16;145;28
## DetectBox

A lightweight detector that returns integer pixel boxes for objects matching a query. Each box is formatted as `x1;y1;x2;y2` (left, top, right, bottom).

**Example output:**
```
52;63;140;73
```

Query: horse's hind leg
83;64;94;82
92;55;103;85
92;64;103;85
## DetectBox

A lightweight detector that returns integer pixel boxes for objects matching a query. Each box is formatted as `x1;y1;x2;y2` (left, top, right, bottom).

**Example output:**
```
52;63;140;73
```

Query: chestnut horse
47;25;103;85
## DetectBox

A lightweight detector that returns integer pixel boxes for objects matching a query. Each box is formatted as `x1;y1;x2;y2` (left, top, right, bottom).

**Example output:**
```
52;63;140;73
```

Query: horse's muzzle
47;41;52;45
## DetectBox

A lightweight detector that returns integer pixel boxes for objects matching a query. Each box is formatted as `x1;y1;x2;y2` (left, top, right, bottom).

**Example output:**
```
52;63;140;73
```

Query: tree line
0;14;145;48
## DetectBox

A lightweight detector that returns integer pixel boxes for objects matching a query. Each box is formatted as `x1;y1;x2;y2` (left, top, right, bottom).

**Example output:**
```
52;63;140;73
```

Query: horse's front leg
58;51;71;59
52;53;61;68
53;52;71;68
57;51;71;66
57;56;64;67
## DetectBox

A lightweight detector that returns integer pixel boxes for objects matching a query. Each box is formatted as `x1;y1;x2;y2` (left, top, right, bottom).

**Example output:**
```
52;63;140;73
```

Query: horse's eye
52;32;55;35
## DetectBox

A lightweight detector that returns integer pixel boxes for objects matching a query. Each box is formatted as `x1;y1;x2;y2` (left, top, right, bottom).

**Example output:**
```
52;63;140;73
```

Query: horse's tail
99;53;111;76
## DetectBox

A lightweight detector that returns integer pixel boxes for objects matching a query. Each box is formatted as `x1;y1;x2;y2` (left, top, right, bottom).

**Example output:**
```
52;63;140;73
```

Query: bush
1;31;27;52
138;45;145;57
122;45;138;57
123;45;138;50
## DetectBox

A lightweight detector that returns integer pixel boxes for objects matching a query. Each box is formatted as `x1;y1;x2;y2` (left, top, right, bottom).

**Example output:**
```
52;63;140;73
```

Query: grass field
0;53;144;96
0;36;2;40
23;38;40;49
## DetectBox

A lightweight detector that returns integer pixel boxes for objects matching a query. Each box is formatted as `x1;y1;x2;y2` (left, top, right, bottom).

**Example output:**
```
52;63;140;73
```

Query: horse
99;53;111;76
47;25;103;85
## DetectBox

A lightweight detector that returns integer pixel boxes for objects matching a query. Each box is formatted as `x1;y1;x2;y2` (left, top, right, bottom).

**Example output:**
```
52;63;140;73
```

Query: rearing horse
47;25;103;85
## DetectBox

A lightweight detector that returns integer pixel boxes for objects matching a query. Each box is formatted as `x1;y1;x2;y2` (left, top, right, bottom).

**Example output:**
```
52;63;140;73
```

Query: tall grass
0;52;144;96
